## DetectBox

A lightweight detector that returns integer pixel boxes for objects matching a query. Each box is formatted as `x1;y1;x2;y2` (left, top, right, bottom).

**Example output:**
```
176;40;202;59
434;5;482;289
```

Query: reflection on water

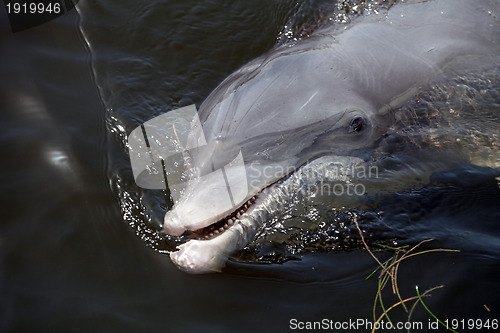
1;0;499;332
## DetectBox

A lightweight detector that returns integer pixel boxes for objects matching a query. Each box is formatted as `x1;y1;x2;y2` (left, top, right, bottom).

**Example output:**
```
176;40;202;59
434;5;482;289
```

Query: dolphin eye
350;117;364;132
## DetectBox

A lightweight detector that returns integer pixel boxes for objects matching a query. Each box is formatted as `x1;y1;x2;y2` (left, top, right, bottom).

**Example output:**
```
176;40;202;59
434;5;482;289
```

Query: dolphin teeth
194;193;257;240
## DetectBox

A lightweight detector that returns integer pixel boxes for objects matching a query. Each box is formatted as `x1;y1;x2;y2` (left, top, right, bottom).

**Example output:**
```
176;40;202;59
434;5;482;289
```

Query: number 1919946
6;2;61;14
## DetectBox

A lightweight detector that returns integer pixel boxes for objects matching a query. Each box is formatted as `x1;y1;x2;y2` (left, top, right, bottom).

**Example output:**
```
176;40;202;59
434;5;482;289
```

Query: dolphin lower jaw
169;202;264;274
170;195;269;274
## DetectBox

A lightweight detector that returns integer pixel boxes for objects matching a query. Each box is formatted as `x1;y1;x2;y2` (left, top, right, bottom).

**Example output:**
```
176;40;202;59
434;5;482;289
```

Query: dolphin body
163;0;500;273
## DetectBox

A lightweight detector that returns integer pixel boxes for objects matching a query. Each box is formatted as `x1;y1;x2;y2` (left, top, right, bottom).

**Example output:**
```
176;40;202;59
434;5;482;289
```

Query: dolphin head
163;0;500;273
163;40;388;273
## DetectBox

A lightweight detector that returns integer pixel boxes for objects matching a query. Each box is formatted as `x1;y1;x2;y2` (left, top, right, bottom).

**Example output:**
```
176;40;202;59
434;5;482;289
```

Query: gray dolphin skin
164;0;500;273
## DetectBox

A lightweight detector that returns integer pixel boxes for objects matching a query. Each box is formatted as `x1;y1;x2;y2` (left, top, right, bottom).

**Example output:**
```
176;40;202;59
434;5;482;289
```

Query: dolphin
163;0;500;273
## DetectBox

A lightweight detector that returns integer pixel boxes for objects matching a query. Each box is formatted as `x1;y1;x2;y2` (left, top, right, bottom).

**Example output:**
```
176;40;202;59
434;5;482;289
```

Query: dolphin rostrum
162;0;500;273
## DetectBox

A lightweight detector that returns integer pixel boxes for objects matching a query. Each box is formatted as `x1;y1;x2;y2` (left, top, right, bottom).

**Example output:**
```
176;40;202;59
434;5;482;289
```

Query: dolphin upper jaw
163;210;184;237
163;157;254;235
163;157;300;235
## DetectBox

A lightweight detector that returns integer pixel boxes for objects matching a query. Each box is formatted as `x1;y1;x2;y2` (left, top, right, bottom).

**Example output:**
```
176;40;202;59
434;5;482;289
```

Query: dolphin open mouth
188;195;257;240
166;155;367;273
167;190;268;274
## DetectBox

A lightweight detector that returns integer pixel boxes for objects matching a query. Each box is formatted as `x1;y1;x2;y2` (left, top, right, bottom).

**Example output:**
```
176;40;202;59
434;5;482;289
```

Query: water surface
1;1;499;332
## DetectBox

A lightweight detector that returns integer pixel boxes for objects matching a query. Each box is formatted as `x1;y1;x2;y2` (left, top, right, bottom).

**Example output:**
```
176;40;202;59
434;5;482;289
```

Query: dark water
1;1;499;332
